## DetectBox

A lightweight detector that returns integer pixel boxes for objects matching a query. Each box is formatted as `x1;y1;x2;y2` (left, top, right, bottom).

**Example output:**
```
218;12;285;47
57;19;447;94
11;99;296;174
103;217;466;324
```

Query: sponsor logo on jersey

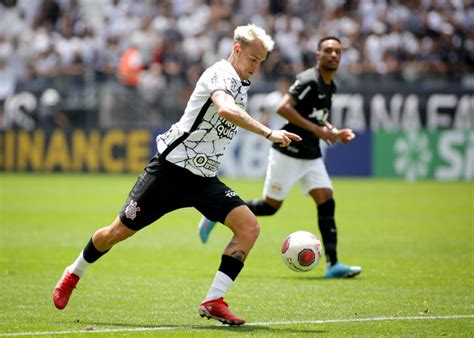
271;183;282;192
193;154;208;167
204;159;219;171
125;199;141;220
285;145;299;153
193;154;219;172
308;108;328;123
216;117;237;139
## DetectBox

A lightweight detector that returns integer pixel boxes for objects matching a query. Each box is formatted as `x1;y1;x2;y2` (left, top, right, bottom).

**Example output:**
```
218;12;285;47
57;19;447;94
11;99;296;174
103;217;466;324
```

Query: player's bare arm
212;90;301;147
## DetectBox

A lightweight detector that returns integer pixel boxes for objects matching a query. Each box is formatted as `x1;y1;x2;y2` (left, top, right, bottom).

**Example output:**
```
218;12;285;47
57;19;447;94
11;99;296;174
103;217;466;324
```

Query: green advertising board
374;129;473;181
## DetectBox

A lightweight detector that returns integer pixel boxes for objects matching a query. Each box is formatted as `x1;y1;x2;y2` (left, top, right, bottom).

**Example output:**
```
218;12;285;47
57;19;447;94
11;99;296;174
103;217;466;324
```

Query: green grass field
1;173;473;336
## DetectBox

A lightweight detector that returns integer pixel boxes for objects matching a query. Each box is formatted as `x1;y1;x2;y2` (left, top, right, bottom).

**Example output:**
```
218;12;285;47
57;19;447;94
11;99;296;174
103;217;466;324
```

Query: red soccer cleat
53;268;80;310
198;297;245;326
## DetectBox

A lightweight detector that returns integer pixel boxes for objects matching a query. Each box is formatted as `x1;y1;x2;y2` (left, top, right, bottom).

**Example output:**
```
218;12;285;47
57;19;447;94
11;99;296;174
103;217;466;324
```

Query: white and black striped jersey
156;59;251;177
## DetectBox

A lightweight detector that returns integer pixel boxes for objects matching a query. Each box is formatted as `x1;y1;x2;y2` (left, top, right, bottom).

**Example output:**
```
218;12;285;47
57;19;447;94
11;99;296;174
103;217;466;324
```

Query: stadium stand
0;0;472;129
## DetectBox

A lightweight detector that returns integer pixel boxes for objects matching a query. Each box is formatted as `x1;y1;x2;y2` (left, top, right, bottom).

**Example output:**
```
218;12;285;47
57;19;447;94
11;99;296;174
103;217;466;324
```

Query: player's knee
241;217;260;243
249;221;261;240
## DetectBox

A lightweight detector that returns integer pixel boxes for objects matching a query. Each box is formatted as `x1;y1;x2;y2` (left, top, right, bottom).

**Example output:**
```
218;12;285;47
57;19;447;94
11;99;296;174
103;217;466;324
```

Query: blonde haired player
53;24;300;326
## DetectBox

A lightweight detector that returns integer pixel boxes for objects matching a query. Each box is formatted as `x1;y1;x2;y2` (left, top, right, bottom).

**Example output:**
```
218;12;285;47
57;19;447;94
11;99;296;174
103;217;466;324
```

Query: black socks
218;254;244;281
317;199;338;266
82;238;110;263
246;199;278;216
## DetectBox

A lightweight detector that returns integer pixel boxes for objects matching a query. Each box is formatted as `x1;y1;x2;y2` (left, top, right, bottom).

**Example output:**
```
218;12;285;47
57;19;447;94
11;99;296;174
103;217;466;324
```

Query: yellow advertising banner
0;129;152;173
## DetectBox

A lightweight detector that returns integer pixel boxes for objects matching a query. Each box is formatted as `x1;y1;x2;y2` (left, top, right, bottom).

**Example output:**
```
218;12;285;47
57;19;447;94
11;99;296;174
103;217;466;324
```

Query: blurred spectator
137;62;166;104
117;44;144;87
2;0;472;83
37;88;70;129
0;0;472;128
0;45;16;104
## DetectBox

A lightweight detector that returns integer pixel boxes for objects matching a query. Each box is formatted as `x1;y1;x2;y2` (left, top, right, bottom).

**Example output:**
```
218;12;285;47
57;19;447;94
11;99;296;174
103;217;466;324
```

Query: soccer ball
281;231;323;272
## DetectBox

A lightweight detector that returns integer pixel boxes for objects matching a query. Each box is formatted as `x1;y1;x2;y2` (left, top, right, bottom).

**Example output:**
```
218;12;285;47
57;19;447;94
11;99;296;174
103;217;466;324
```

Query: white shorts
263;148;333;201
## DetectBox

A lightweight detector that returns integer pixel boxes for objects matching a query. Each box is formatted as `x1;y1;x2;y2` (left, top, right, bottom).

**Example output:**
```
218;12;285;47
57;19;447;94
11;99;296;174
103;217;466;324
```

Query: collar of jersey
222;59;252;86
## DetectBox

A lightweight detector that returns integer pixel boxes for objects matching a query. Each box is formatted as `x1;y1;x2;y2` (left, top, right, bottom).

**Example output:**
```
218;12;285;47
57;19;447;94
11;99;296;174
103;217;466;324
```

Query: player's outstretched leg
53;268;80;309
198;216;216;244
324;262;362;278
198;297;245;326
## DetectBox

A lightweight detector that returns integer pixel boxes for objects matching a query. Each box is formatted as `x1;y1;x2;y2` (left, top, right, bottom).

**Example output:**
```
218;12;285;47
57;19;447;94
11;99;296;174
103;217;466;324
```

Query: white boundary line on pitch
1;314;472;336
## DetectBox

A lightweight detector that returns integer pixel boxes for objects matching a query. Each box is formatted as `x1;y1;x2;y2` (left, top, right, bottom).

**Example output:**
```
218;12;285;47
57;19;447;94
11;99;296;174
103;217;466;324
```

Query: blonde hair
234;24;275;52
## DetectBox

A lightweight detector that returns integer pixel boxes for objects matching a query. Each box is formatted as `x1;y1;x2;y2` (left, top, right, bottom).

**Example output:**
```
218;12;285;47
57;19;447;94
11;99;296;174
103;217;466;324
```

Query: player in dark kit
199;36;362;278
53;24;301;326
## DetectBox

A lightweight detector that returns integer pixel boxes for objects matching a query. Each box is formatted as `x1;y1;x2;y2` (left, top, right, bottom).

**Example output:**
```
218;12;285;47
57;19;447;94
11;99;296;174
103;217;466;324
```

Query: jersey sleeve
288;78;315;103
208;69;241;99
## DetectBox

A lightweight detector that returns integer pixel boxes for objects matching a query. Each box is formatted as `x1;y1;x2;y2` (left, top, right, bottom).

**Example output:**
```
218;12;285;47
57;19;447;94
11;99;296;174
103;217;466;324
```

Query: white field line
0;314;472;337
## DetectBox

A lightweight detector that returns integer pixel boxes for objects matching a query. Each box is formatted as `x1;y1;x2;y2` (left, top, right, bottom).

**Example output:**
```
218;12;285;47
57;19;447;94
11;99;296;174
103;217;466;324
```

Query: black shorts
119;155;246;230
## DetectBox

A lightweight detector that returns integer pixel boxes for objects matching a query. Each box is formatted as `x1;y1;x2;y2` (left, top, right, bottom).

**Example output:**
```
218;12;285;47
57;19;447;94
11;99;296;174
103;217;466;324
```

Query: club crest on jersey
125;200;141;220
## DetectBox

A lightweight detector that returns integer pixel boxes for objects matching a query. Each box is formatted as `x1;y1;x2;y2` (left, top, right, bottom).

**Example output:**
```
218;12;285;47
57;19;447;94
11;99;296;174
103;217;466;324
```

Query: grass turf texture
0;173;472;336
